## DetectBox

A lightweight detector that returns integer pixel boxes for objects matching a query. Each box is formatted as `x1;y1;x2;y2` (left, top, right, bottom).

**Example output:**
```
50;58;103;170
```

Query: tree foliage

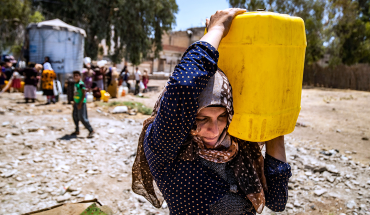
228;0;325;65
326;0;370;65
0;0;44;54
34;0;178;65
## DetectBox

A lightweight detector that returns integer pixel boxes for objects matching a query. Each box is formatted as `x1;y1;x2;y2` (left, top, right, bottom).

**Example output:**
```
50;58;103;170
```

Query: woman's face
194;106;228;148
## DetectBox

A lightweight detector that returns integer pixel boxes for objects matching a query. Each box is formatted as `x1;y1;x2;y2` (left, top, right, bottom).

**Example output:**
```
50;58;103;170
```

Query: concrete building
99;27;206;77
149;27;205;74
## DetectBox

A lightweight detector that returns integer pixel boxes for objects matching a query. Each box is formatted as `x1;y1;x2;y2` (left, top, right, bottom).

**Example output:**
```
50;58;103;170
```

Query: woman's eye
196;118;206;122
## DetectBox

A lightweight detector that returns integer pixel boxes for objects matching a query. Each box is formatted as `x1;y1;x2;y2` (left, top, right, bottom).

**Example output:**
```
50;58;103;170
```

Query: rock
24;141;33;148
18;156;27;160
112;106;128;114
108;129;115;134
286;203;294;209
313;165;327;173
293;201;301;207
32;199;40;205
366;180;370;185
15;177;22;181
2;121;10;127
33;157;43;162
11;131;21;136
360;204;367;210
84;194;94;200
0;182;7;188
68;186;78;192
345;181;356;189
362;137;369;141
310;205;316;210
71;190;81;196
326;176;336;183
351;180;360;185
2;169;17;178
328;193;341;198
40;193;48;199
314;188;327;196
27;126;40;132
346;200;357;209
56;195;71;203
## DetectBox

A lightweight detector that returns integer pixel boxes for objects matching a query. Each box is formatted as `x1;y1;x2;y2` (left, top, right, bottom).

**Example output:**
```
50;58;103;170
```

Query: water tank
26;19;86;74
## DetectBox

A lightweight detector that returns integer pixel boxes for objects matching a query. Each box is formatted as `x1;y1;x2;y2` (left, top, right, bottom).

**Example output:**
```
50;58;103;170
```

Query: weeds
99;101;152;115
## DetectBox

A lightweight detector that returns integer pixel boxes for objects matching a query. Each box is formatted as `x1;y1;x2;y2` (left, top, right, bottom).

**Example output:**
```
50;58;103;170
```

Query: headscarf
43;62;53;71
132;69;268;213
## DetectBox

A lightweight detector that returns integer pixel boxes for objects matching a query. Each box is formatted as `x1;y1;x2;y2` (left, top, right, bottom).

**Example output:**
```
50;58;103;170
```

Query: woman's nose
207;120;219;135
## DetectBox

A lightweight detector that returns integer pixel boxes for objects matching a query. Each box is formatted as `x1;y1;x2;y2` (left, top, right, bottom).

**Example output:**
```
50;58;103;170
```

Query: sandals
87;130;95;138
71;131;80;136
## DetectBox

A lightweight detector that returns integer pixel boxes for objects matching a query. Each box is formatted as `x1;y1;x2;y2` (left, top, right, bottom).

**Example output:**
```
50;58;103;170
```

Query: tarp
28;19;86;37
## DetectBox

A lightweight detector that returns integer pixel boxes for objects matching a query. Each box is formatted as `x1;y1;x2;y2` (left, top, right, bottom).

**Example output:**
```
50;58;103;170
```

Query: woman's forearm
199;29;224;50
265;136;286;162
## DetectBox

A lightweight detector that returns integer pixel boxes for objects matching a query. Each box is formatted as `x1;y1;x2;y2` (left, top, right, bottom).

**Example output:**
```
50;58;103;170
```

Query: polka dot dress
143;41;292;215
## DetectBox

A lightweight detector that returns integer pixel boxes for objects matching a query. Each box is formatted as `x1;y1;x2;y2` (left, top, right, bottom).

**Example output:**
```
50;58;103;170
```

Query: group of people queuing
0;55;151;105
0;56;62;104
79;61;150;101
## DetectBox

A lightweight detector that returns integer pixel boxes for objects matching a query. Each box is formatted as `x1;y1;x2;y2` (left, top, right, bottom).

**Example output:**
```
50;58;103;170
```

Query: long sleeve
264;153;292;212
144;41;219;180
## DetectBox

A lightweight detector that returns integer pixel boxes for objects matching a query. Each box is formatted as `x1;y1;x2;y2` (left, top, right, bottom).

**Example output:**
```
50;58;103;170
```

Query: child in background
71;71;95;138
11;69;21;92
142;69;149;93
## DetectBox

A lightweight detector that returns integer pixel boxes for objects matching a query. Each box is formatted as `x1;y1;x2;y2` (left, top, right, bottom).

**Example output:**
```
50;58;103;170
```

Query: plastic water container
60;94;67;103
86;92;94;103
36;91;46;102
100;90;106;101
123;87;128;96
217;12;307;142
103;92;110;102
118;86;124;98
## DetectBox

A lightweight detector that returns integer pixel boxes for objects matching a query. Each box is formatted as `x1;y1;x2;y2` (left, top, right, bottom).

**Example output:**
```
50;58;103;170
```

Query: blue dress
144;41;291;215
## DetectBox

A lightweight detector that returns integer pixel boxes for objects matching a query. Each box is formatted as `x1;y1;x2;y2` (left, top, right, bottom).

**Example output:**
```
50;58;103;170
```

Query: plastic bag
139;81;145;90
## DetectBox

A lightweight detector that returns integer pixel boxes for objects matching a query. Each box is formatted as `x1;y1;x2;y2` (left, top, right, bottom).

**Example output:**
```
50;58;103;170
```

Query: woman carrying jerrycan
133;8;292;215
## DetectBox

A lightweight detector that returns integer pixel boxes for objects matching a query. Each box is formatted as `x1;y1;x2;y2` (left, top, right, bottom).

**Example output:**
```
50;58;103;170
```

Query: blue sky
174;0;230;31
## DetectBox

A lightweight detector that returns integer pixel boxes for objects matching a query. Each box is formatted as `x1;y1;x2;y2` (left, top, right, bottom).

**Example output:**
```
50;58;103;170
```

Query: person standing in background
134;67;141;95
142;69;149;93
107;67;118;98
23;63;39;103
0;62;6;90
66;74;75;104
119;62;128;86
3;59;13;81
41;62;56;104
71;71;95;138
94;67;106;90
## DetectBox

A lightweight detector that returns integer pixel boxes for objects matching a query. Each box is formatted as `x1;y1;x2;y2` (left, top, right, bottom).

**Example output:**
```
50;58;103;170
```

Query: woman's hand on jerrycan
201;8;246;49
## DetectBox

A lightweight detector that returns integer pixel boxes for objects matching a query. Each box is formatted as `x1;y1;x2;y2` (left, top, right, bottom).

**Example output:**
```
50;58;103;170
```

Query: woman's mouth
202;136;218;143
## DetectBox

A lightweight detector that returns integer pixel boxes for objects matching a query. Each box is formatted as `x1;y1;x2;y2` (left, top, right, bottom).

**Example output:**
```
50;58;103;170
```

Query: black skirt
43;89;54;96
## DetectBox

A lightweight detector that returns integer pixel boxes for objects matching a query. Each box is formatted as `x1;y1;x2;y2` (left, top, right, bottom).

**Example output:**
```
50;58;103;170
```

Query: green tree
228;0;326;65
0;0;44;55
34;0;178;65
327;0;370;65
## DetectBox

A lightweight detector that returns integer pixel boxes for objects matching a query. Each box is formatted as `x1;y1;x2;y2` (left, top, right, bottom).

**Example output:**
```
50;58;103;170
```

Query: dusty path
0;85;369;215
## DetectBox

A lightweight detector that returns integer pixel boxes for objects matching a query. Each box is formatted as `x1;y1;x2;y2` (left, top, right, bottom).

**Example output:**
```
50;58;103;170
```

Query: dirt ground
295;86;370;164
0;81;369;215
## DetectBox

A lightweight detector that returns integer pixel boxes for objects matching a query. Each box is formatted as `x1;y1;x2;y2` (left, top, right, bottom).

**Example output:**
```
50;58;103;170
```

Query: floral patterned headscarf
132;69;268;213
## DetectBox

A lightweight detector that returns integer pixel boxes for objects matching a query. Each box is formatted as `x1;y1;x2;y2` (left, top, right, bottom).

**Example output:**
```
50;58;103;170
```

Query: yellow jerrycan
217;11;307;142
